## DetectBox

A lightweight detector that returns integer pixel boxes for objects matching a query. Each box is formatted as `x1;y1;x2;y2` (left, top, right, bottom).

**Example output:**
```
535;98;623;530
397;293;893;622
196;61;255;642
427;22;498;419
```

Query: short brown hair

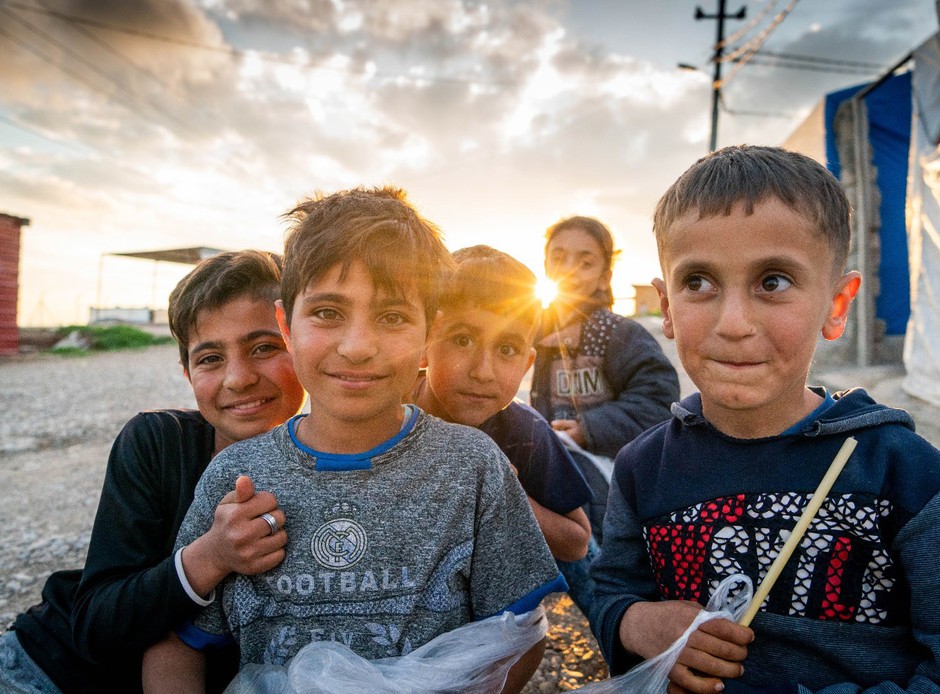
653;145;851;272
168;250;282;370
439;245;540;338
280;186;454;326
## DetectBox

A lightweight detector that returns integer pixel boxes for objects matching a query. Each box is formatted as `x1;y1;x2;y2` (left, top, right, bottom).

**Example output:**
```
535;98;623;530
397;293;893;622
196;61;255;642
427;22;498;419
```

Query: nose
336;319;379;363
714;290;757;340
223;356;260;390
468;348;496;383
547;254;573;282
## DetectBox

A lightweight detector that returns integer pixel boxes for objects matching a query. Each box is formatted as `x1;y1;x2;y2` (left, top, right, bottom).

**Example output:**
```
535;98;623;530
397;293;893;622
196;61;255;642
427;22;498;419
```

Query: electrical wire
5;0;521;87
0;6;202;137
717;0;779;50
719;0;802;86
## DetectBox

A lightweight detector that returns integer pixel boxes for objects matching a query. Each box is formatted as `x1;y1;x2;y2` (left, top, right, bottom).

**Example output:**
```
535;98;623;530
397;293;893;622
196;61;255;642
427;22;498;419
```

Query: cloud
4;0;927;326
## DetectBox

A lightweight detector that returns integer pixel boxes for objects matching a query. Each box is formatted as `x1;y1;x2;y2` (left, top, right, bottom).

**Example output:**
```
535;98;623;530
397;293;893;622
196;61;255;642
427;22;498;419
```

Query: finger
668;663;725;694
238;545;287;576
258;510;287;537
234;475;255;503
252;547;287;574
698;617;754;647
238;490;280;517
678;643;745;680
686;629;749;664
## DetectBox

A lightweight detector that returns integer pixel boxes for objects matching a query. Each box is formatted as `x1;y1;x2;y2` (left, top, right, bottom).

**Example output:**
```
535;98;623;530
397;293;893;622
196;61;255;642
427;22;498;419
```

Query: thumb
234;475;255;503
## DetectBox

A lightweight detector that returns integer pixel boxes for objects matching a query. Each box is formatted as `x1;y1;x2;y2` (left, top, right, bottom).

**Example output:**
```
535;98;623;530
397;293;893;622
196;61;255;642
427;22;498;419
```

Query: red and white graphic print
644;493;898;624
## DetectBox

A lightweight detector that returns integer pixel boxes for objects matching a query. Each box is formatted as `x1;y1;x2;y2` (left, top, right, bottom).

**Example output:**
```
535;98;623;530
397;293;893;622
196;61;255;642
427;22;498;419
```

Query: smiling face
544;227;612;311
185;295;306;454
654;197;860;439
421;306;536;427
277;259;428;453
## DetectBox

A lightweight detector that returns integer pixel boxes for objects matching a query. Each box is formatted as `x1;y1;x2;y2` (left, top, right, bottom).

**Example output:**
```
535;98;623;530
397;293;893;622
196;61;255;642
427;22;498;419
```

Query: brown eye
760;275;791;292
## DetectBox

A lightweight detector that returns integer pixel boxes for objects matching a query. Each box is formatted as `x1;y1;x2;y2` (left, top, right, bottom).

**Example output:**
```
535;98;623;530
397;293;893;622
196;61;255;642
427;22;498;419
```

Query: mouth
712;359;763;370
458;391;499;403
328;371;386;387
223;397;275;415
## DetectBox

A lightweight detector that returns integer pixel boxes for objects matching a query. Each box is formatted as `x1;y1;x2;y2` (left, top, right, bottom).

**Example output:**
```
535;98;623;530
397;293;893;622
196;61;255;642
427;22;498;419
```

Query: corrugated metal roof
109;247;227;264
0;213;30;226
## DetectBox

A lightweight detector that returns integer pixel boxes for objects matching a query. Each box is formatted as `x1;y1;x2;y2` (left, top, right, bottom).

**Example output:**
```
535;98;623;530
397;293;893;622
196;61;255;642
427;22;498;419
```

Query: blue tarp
824;72;912;335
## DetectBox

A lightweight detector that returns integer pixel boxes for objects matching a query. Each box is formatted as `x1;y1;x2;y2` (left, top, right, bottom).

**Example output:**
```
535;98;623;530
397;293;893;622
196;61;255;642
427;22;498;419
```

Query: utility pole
694;1;746;152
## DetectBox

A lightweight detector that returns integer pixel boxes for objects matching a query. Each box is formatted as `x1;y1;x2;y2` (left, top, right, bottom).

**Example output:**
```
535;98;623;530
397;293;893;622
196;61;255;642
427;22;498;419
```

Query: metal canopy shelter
94;247;229;321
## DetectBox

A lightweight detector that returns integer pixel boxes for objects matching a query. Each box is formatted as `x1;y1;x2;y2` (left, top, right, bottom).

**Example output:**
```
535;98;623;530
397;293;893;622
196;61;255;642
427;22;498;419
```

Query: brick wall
0;214;30;356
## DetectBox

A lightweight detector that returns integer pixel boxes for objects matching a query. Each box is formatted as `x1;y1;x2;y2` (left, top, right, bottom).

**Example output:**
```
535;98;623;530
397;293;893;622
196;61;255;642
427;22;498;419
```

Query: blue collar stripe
287;406;419;471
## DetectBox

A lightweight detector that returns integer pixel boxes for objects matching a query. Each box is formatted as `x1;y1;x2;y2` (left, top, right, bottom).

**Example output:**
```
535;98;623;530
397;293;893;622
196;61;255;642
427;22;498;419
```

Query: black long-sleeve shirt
12;409;237;693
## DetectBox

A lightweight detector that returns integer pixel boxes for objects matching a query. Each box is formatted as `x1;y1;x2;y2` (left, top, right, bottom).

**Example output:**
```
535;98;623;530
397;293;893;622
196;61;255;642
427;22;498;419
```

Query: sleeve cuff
174;547;215;607
176;621;234;651
484;573;569;619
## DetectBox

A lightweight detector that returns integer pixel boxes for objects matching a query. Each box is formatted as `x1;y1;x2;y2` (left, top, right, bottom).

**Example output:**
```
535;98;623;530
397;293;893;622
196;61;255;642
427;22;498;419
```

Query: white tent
903;33;940;407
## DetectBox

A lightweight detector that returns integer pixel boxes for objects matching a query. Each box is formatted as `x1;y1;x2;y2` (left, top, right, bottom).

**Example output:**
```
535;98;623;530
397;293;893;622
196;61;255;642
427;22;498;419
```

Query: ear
821;271;862;341
525;346;536;371
652;278;674;340
275;300;293;353
182;365;192;384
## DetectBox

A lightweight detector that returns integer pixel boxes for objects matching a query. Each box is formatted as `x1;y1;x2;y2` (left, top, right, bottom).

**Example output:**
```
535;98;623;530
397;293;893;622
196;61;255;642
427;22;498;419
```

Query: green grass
50;325;174;354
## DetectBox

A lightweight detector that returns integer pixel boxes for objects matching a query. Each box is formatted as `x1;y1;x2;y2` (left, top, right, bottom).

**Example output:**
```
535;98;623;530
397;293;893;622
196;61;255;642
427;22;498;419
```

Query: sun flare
535;276;558;308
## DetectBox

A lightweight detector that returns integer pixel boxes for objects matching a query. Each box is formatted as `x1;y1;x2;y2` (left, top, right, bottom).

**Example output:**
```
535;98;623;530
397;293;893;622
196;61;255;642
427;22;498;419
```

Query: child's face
277;259;428;451
545;227;612;306
422;306;535;427
185;295;306;454
654;197;860;438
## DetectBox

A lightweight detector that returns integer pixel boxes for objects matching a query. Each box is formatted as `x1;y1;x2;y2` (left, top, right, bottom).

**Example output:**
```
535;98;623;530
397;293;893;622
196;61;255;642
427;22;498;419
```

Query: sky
1;0;937;326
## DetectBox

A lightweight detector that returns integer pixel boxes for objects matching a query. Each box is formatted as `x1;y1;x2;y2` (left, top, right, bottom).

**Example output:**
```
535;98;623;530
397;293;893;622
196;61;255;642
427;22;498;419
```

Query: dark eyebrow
671;258;716;278
301;292;419;312
189;329;283;356
672;254;811;279
496;329;528;344
300;292;349;307
443;321;482;335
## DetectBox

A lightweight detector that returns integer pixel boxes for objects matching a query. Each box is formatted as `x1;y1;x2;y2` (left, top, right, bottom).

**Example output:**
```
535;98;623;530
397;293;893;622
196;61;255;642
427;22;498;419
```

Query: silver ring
260;512;279;536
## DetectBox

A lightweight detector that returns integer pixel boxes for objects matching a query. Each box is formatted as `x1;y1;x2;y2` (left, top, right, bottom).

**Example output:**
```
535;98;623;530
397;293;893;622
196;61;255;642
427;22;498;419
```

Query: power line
5;0;521;87
739;55;876;75
0;112;95;154
754;50;883;70
0;18;155;123
718;0;780;49
718;0;802;87
0;6;202;137
32;0;230;133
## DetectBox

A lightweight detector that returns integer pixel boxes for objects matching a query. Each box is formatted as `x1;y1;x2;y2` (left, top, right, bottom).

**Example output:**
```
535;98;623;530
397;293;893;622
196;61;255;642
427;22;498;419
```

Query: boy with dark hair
0;250;306;693
591;145;940;693
143;188;565;693
412;244;593;564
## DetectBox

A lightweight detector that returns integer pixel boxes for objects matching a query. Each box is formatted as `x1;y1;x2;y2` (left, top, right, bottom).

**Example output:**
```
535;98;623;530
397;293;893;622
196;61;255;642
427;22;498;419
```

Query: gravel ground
0;343;609;691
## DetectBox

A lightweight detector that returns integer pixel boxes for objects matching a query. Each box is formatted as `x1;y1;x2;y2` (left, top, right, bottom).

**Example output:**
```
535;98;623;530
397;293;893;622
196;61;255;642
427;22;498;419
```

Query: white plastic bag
224;606;548;694
575;574;753;694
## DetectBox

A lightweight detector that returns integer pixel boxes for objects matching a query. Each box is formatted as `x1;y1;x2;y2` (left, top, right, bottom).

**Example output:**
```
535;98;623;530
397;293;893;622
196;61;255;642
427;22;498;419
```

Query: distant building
632;284;660;316
91;247;227;326
0;212;30;356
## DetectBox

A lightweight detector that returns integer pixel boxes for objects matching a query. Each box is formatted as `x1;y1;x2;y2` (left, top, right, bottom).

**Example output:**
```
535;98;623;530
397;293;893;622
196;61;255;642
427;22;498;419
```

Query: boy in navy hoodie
591;145;940;693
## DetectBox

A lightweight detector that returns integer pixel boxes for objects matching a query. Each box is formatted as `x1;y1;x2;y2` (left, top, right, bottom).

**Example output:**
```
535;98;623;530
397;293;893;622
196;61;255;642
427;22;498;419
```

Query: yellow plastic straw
738;436;859;627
